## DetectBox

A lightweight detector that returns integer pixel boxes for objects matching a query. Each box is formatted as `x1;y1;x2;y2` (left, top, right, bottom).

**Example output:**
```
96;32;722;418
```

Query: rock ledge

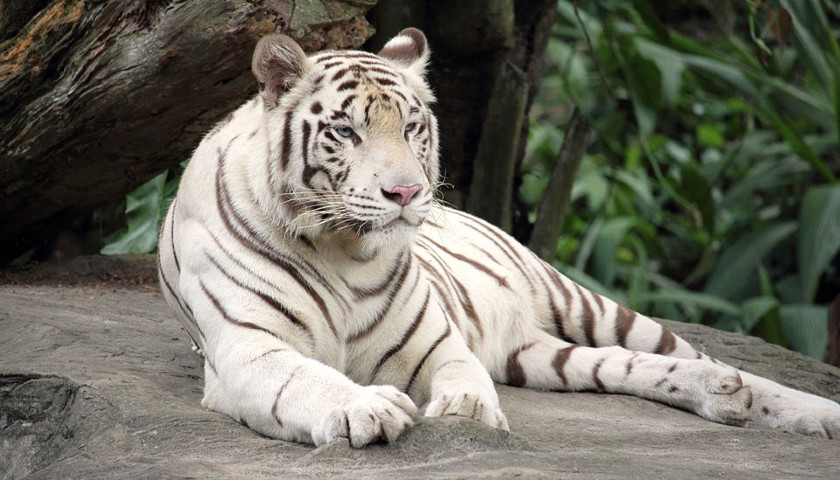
1;255;838;479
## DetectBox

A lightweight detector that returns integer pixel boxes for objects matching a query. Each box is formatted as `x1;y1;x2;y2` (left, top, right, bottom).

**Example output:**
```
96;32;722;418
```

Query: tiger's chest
278;245;425;374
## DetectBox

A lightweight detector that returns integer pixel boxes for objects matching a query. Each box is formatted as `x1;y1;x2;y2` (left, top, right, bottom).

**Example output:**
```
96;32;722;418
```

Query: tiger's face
252;29;440;251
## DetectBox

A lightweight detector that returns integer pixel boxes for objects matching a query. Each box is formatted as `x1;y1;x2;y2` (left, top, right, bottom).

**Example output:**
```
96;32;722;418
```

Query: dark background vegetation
1;0;839;362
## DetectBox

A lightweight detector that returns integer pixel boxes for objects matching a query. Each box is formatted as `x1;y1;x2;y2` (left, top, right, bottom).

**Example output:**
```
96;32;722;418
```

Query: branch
528;108;592;262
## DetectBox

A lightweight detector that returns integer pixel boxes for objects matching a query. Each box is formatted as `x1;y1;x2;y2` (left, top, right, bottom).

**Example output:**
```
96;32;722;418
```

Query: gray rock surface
1;255;838;479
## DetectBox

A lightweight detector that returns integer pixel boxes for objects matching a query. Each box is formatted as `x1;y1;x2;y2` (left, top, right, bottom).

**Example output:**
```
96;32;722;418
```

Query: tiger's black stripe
346;260;417;342
421;235;510;289
406;323;452;395
168;197;181;272
416;257;471;346
216;148;343;300
552;345;579;387
592;358;606;392
450;210;537;293
272;365;303;429
575;283;597;347
372;288;431;378
537;262;576;342
279;105;297;168
655;329;678;355
200;280;288;343
416;246;484;343
204;242;313;343
615;305;637;347
505;342;537;387
347;252;408;300
158;252;202;347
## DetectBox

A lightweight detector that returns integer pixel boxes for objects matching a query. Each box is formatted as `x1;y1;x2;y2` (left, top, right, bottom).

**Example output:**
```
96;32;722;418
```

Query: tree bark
0;0;377;264
827;294;840;367
528;108;592;262
465;59;528;232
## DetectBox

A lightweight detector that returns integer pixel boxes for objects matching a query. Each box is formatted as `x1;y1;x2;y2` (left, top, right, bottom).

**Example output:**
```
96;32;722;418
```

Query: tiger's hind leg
530;264;840;437
499;330;753;426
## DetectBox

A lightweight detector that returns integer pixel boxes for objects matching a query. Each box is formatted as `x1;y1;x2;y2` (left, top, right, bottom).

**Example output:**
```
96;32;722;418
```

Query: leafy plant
101;171;178;255
522;0;840;359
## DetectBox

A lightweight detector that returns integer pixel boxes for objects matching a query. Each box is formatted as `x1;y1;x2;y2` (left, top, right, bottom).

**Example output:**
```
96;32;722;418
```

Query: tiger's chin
342;217;424;258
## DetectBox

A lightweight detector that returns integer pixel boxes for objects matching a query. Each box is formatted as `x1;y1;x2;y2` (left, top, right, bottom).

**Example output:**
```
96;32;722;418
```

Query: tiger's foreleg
180;265;417;448
405;316;509;430
200;336;417;447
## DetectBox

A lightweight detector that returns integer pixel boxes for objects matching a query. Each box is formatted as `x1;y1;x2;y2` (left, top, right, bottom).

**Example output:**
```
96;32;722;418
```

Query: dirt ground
0;254;159;288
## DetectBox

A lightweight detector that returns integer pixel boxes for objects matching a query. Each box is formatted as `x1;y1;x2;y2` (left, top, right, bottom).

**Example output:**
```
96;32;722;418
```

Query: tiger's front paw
312;385;417;448
425;390;509;431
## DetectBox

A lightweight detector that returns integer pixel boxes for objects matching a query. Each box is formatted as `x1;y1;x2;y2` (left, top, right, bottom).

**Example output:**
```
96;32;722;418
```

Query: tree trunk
0;0;377;264
528;108;592;262
827;294;840;367
365;0;557;236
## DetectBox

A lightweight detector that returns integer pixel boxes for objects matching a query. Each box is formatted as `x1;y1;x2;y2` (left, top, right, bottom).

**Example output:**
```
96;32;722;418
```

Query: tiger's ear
378;28;429;75
252;34;310;108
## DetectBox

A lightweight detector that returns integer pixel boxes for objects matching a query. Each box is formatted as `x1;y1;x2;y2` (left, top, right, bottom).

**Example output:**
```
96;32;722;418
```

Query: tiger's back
159;28;840;447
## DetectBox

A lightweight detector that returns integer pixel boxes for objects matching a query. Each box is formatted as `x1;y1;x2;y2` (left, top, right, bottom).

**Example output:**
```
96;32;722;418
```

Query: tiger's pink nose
383;184;423;206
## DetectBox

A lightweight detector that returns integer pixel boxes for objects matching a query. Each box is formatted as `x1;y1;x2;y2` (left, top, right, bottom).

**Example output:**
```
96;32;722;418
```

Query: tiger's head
251;29;440;254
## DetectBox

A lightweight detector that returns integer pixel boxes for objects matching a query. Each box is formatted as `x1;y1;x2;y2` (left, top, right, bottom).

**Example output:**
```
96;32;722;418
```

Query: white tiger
158;28;840;446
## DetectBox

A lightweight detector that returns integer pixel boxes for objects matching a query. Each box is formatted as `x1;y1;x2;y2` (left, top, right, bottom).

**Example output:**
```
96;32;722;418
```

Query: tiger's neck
306;229;412;268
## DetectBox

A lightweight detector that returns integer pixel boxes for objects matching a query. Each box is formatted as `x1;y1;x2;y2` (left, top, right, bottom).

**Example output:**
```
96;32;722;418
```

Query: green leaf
615;39;662;138
591;217;639;286
779;0;836;91
722;156;810;206
678;164;715;237
615;170;655;214
635;38;684;106
798;185;840;302
101;173;168;255
703;222;798;301
679;53;835;181
833;69;840;142
779;304;828;360
634;290;741;317
575;217;603;272
741;296;779;333
696;123;724;148
776;274;807;305
554;263;626;306
631;0;670;41
571;158;610;210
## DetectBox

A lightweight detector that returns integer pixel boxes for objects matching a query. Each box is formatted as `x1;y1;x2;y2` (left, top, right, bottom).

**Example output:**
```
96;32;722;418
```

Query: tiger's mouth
344;216;420;236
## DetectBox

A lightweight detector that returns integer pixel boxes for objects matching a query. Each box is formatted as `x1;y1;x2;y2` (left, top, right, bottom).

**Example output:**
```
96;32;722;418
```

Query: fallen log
0;0;376;263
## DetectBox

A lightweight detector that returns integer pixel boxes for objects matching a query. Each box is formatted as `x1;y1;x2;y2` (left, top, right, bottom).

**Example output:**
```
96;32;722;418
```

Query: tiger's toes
763;398;840;439
704;367;743;394
698;385;752;426
312;385;416;448
425;391;508;430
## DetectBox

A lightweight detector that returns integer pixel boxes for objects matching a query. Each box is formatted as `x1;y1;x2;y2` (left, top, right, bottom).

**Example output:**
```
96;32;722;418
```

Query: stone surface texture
1;255;838;479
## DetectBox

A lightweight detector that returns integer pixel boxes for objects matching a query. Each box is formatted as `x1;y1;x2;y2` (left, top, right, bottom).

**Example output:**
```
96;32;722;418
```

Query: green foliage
523;0;840;359
101;171;178;255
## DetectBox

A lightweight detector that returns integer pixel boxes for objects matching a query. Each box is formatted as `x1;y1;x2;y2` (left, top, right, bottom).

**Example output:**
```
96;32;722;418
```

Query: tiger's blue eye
404;123;417;133
335;126;354;138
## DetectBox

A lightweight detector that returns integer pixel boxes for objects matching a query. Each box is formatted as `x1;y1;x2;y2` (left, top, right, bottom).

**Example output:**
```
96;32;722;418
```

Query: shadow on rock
1;375;79;480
